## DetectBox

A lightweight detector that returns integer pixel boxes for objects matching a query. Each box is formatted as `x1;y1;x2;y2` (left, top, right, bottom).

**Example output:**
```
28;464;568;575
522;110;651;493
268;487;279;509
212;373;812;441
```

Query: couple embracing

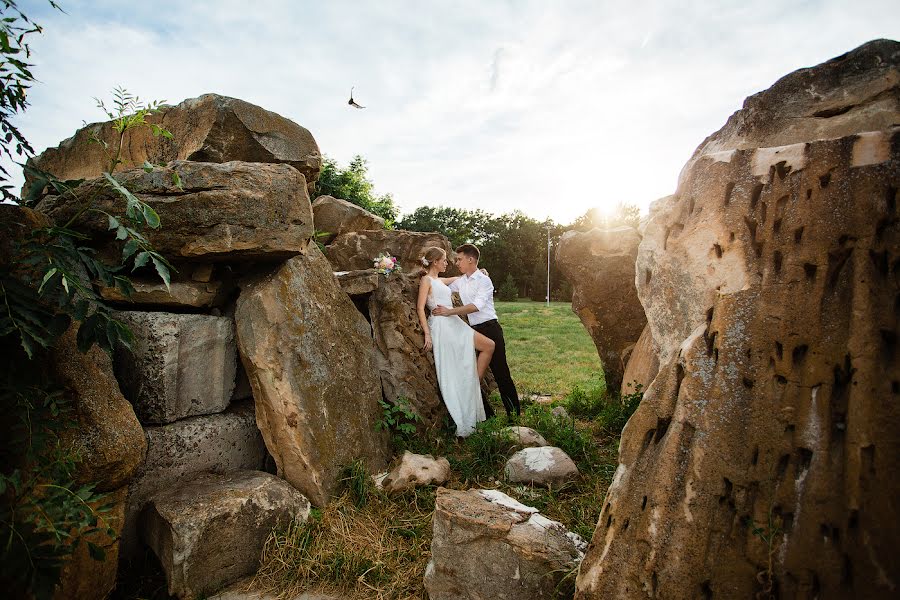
416;244;520;437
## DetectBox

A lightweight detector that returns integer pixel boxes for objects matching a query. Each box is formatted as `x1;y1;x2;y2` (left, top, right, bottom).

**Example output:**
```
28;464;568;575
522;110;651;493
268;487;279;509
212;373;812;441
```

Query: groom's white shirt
449;270;497;326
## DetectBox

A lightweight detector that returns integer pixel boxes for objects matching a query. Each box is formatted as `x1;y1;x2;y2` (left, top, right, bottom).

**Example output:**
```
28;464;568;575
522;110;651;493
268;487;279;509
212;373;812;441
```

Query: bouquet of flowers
373;252;400;277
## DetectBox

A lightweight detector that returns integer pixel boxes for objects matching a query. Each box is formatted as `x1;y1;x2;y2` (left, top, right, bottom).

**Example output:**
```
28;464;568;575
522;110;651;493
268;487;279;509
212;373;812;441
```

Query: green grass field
495;300;605;399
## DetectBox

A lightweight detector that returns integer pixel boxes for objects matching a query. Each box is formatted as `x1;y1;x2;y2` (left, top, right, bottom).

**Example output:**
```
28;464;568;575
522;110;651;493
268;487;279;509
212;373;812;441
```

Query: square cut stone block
121;401;266;560
113;311;237;424
140;470;310;600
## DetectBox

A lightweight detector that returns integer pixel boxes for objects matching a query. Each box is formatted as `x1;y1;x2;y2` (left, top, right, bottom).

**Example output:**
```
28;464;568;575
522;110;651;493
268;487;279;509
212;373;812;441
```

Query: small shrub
496;274;518;301
375;396;421;451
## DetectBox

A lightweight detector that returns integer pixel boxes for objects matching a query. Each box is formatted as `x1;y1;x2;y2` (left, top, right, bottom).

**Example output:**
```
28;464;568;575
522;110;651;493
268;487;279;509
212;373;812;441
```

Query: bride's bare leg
474;332;495;379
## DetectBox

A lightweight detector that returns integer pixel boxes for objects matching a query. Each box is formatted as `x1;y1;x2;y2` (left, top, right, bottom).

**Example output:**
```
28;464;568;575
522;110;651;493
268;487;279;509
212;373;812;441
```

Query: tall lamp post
545;223;552;306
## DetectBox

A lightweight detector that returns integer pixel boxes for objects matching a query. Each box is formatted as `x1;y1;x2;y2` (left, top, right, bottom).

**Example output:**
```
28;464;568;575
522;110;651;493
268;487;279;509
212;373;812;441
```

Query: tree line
315;155;641;301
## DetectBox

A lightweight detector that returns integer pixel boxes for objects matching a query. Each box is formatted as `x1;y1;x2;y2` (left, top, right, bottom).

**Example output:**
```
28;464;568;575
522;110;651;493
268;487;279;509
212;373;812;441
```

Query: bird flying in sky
348;86;365;109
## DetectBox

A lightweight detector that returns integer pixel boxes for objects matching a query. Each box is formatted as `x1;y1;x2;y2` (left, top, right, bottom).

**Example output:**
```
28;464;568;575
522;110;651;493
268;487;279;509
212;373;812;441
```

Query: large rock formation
140;471;310;600
312;195;385;243
36;161;314;262
324;229;455;275
556;226;647;391
367;273;447;428
576;40;900;599
113;311;237;424
425;488;585;599
235;245;390;506
24;93;321;197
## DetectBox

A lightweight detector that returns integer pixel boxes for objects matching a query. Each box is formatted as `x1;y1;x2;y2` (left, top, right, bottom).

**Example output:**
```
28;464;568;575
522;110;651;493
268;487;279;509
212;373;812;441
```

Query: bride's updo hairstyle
417;246;447;278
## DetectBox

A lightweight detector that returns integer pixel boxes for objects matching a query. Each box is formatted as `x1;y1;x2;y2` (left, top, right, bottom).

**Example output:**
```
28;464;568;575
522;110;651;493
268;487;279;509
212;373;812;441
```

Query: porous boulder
576;40;900;599
235;245;390;506
122;401;266;559
380;451;451;492
113;311;237;424
25;93;321;196
424;488;585;599
505;446;579;487
324;229;455;275
367;273;446;428
556;226;646;391
140;471;311;600
312;195;385;244
36;161;314;262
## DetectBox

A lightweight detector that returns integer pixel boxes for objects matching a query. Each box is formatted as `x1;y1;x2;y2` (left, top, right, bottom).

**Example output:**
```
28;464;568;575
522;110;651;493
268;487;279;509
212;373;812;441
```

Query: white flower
421;257;429;266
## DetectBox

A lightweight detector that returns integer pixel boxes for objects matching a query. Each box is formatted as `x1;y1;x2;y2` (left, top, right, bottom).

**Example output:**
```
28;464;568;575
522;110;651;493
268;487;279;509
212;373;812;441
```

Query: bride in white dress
416;247;495;437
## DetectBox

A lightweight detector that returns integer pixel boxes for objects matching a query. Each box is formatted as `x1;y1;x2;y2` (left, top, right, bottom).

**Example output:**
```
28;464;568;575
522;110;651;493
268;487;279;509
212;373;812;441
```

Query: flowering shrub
373;252;400;276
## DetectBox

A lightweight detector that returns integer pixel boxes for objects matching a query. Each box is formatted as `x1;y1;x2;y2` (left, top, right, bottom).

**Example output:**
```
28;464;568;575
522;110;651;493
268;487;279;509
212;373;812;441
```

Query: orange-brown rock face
556;226;647;391
576;40;900;599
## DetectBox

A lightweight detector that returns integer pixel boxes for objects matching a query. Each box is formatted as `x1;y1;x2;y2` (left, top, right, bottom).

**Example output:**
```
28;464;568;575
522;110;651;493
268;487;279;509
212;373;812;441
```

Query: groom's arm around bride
431;244;521;419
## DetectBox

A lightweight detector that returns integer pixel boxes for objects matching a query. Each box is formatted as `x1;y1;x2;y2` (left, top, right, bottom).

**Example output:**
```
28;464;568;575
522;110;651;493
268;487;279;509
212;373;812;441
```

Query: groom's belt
471;319;498;330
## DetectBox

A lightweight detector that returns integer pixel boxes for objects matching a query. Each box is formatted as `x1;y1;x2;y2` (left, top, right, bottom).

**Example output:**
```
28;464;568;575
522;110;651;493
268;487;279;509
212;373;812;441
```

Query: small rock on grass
379;451;451;492
498;426;548;448
505;446;579;487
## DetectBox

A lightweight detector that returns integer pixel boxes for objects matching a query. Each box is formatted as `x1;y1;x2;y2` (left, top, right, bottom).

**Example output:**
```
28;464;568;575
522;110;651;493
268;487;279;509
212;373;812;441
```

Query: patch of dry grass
252;490;434;600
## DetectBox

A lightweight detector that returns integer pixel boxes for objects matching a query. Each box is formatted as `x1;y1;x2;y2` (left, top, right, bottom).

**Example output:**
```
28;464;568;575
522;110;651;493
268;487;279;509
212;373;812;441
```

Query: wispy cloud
5;0;898;222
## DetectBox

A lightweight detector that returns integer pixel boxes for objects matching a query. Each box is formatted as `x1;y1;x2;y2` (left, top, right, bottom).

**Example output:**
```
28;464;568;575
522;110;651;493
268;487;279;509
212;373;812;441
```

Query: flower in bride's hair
421;257;429;267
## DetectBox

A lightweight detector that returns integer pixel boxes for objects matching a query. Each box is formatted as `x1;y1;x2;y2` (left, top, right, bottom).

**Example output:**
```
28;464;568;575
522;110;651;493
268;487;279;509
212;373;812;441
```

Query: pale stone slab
113;311;237;424
140;471;310;600
505;446;579;487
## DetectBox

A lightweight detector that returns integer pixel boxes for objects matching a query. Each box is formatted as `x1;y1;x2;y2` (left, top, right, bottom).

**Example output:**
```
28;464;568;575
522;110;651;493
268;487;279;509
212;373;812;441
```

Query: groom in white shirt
431;244;521;419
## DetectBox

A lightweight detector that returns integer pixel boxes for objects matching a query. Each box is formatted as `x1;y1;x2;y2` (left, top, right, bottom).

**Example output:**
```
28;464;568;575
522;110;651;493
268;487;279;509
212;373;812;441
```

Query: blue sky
9;0;900;223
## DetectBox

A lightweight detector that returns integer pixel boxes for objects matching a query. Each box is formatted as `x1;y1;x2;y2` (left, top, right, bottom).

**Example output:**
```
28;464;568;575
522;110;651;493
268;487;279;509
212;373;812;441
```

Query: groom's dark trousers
473;319;520;418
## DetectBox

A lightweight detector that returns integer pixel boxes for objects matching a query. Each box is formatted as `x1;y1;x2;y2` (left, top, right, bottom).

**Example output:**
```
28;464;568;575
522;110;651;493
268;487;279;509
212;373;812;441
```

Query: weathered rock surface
140;471;310;600
101;278;222;308
576;40;900;600
25;93;321;196
556;226;646;391
122;401;266;559
52;326;146;491
380;451;451;492
334;268;382;296
312;195;385;244
324;229;455;275
551;405;570;420
53;487;127;600
113;311;237;424
620;323;659;396
424;488;585;599
235;245;390;506
367;273;446;429
36;161;314;262
505;446;579;487
501;426;549;448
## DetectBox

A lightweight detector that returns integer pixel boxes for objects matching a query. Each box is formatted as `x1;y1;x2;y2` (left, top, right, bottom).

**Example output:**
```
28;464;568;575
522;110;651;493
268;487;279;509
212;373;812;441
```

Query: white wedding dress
426;277;486;437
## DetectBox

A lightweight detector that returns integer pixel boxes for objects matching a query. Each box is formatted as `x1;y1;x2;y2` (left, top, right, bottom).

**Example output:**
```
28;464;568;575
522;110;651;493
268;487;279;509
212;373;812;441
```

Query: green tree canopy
314;155;399;224
395;205;495;248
